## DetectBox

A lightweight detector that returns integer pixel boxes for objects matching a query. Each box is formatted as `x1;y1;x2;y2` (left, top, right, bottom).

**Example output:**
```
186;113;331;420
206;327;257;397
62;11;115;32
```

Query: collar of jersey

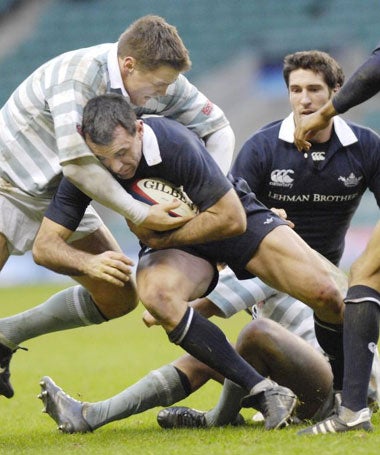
142;124;162;166
107;43;130;99
279;112;358;146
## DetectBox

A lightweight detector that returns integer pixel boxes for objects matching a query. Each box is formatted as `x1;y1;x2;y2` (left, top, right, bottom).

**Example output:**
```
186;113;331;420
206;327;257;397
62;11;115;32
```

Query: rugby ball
127;177;198;217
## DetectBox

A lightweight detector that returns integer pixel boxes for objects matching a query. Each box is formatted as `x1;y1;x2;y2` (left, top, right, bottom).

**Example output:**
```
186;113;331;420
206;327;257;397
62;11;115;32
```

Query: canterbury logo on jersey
311;152;325;161
270;169;294;187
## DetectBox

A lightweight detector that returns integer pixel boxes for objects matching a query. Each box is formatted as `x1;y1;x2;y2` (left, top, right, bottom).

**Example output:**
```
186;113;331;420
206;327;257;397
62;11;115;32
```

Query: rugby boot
157;406;245;428
298;406;373;435
38;376;92;433
241;378;297;430
0;340;27;398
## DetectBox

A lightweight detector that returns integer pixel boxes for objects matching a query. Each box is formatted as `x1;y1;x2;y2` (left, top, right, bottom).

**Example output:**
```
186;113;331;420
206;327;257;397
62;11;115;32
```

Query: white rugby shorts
0;177;102;255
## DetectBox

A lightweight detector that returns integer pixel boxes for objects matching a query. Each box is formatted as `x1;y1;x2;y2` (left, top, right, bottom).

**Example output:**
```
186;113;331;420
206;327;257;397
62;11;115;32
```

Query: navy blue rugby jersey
231;113;380;265
45;116;232;231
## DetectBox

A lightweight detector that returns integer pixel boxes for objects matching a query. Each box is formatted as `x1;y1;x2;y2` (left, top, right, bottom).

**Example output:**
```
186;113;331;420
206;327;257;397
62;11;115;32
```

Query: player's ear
121;56;136;75
332;84;341;94
136;120;144;138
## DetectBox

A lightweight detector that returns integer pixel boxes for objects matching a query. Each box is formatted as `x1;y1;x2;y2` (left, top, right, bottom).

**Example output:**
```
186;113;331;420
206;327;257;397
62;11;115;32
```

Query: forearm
133;189;247;249
163;212;243;246
63;158;148;225
333;50;380;113
33;231;90;276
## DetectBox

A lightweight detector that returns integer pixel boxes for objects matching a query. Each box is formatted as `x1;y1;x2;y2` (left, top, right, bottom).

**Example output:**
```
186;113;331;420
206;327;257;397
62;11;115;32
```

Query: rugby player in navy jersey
153;49;380;431
294;44;380;434
33;93;346;431
35;50;380;435
0;15;235;400
157;50;380;408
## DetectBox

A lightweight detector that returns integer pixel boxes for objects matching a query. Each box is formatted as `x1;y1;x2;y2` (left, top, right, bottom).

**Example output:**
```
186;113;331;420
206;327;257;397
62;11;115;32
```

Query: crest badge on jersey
338;173;363;187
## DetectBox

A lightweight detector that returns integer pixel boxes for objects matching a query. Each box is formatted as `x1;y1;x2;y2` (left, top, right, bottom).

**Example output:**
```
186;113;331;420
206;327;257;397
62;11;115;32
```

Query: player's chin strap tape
168;307;194;345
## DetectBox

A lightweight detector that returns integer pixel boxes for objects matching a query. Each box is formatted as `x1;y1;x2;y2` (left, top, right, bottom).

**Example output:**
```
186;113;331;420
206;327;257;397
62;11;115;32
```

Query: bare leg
245;225;343;323
236;319;332;419
341;221;380;412
172;354;223;390
0;226;138;398
158;318;333;428
136;250;298;430
0;225;138;348
137;250;268;393
349;221;380;291
245;225;344;389
0;232;10;271
296;225;380;433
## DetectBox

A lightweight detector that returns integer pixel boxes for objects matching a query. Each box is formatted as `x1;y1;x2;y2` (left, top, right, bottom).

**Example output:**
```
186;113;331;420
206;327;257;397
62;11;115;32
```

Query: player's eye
115;150;127;159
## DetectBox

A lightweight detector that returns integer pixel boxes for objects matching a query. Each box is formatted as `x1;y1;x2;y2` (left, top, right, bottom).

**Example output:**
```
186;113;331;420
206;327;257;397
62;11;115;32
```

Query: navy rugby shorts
139;183;287;290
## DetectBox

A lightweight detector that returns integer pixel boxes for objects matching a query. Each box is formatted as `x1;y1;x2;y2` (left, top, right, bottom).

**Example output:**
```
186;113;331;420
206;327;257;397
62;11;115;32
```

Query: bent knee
138;283;181;327
92;282;139;318
311;281;344;314
236;318;278;356
139;282;172;308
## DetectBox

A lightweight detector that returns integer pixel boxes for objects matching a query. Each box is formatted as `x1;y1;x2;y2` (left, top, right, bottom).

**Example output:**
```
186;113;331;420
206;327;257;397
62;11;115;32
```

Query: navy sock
342;285;380;411
173;366;192;395
168;307;264;392
314;314;344;390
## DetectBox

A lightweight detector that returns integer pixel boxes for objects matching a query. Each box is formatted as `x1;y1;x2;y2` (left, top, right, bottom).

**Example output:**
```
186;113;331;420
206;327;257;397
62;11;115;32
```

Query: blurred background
0;0;378;287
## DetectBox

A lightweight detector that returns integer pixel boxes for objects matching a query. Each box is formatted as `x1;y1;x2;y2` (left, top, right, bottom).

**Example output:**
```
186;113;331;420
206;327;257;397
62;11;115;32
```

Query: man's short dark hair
283;50;345;90
82;94;137;145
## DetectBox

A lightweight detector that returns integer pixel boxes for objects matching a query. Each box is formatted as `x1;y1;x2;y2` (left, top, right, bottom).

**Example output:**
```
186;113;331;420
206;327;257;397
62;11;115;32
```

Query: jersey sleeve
140;75;230;138
45;177;92;231
333;45;380;114
44;54;104;164
361;127;380;208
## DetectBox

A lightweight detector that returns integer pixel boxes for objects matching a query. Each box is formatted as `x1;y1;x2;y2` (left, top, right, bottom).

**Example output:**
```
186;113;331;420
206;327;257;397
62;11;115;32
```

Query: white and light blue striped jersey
0;42;228;197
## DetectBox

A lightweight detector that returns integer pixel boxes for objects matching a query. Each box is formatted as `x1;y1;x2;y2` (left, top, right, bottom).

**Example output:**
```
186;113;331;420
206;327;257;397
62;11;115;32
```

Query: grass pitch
0;284;379;454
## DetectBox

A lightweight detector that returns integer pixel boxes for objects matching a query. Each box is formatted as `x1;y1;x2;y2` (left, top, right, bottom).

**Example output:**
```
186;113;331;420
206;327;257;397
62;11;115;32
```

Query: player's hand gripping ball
127;177;198;217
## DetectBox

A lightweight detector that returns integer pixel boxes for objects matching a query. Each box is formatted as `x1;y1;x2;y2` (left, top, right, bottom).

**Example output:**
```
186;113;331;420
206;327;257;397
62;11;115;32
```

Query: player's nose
300;90;311;104
110;159;124;173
